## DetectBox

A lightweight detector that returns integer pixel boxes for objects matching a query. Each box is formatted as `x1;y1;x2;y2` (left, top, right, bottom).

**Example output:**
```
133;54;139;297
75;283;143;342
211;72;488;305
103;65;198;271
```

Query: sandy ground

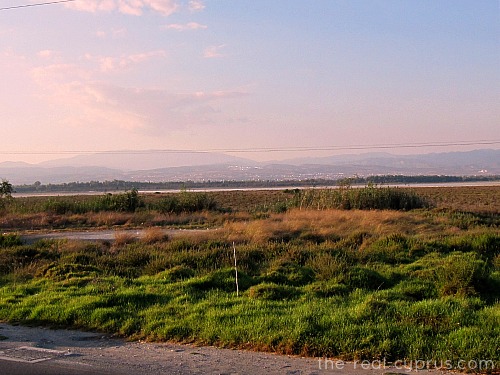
0;323;469;375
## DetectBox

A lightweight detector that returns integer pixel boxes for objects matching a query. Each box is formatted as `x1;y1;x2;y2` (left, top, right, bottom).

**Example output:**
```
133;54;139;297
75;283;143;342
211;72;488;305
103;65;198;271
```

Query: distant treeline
346;174;499;185
12;175;499;193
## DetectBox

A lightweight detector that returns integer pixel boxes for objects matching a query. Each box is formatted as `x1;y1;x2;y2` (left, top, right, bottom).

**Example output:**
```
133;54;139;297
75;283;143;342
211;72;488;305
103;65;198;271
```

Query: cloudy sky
0;0;498;163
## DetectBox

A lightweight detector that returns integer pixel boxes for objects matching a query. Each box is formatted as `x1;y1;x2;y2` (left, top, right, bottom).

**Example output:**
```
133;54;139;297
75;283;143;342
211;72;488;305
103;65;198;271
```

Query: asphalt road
0;323;469;375
0;359;127;375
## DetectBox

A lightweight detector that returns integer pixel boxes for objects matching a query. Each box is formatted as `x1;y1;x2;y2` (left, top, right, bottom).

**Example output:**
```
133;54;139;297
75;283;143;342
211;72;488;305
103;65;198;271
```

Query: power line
1;140;499;156
0;0;76;11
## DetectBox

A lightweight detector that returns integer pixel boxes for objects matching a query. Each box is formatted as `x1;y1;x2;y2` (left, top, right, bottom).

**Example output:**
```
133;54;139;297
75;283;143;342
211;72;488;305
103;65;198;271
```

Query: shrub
0;233;22;247
291;186;429;211
98;189;143;212
156;192;217;214
141;227;168;244
493;254;500;271
306;252;350;281
436;252;489;297
113;232;137;246
42;263;101;280
43;199;79;214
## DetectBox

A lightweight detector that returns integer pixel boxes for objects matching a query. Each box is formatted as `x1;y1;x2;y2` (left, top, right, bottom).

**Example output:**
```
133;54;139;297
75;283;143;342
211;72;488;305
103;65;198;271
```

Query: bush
40;190;143;214
156;192;217;214
292;185;429;211
306;252;350;281
436;252;489;297
42;263;101;280
100;189;143;212
141;227;169;244
0;233;22;247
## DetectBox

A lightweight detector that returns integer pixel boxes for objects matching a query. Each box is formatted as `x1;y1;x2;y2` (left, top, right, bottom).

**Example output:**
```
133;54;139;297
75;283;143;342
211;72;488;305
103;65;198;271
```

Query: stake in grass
233;241;239;297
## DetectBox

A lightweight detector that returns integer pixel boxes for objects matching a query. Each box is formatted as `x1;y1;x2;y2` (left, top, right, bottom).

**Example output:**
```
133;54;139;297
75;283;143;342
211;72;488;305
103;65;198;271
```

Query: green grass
291;185;430;211
1;227;499;369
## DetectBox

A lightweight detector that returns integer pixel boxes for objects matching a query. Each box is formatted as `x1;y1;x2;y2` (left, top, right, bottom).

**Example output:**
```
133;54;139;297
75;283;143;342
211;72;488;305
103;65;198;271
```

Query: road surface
0;323;468;375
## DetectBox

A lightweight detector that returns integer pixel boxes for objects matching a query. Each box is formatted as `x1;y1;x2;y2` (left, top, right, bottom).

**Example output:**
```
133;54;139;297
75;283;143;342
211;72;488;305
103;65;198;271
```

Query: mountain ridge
1;149;498;185
37;151;255;171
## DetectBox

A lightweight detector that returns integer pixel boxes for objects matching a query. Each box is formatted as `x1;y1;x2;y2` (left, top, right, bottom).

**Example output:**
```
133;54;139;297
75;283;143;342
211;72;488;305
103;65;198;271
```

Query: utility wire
0;0;76;11
0;140;499;156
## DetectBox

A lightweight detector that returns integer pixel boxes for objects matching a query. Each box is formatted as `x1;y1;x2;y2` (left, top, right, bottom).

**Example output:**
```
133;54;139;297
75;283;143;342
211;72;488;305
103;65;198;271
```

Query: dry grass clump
0;213;54;230
222;209;447;245
141;227;169;244
88;212;132;227
113;231;138;246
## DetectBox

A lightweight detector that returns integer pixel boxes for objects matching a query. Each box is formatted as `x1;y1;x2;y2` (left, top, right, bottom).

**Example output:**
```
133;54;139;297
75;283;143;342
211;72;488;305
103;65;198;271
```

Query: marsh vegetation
0;185;498;370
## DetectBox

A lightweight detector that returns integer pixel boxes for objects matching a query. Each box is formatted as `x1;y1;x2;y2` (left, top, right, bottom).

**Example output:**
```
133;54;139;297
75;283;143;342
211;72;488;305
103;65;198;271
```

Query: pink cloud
18;46;248;136
37;50;57;59
31;63;90;85
163;22;207;31
203;44;226;58
65;0;178;16
117;0;143;16
95;28;127;39
30;60;248;134
65;0;116;13
85;50;167;72
188;0;204;12
143;0;178;15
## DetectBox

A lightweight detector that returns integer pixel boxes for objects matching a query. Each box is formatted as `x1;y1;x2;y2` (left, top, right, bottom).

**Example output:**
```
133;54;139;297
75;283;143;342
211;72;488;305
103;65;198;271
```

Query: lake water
12;181;500;198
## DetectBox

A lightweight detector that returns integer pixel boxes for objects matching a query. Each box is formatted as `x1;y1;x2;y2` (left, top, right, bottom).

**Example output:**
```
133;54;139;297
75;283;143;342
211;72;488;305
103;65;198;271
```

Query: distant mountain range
38;151;252;171
0;149;498;185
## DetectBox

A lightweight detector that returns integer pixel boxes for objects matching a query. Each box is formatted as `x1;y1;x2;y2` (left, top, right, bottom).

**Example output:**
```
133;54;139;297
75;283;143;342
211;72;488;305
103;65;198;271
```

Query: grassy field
0;185;499;371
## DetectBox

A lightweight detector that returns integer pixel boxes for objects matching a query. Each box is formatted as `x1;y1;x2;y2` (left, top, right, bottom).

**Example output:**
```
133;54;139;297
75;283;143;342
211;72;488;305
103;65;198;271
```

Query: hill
1;149;498;184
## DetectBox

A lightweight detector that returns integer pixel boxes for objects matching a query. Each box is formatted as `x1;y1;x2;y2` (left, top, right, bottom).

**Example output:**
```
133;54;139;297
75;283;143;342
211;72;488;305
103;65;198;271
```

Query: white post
233;241;239;297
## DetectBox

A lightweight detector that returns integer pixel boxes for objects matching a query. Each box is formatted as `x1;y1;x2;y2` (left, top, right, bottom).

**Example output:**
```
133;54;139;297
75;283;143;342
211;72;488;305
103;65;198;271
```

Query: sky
0;0;498;164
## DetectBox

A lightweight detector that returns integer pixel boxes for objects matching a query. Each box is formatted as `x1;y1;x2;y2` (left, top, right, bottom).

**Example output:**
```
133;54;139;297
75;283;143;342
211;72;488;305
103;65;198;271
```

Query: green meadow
0;185;499;371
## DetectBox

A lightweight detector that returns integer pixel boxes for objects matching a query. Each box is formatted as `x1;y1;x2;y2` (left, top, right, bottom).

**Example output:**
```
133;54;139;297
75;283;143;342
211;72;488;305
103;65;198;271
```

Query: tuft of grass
154;265;195;282
0;233;22;247
435;252;489;297
113;232;137;247
247;282;300;300
141;227;169;244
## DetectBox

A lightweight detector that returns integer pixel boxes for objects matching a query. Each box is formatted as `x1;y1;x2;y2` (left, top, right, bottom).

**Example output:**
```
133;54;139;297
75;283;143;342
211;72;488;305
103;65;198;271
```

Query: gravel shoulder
0;323;467;375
